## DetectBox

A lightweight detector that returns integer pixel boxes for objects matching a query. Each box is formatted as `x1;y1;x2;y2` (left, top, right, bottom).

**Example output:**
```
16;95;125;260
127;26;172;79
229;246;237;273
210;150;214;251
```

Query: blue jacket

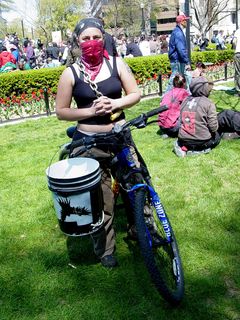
168;25;189;64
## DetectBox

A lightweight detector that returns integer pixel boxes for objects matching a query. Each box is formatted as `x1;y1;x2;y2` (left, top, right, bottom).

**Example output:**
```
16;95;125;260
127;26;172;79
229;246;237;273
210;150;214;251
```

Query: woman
158;74;189;138
56;18;141;268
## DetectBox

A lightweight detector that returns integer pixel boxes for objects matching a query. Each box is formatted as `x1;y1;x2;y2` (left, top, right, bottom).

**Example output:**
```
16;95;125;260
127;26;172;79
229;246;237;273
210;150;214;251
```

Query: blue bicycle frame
116;145;172;244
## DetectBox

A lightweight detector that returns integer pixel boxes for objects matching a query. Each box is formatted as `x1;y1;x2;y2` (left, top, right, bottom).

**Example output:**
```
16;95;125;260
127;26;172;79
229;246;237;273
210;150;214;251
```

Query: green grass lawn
0;89;240;320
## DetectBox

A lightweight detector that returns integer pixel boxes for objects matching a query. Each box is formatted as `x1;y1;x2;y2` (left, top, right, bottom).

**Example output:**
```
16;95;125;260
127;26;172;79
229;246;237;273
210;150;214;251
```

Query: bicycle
58;106;184;305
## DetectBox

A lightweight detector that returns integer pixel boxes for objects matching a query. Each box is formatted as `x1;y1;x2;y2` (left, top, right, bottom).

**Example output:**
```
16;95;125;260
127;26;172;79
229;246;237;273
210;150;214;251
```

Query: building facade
88;0;239;36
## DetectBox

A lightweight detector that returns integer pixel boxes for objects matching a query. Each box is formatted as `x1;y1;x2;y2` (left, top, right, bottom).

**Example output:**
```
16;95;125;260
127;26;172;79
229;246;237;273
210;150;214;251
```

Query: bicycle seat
66;126;76;138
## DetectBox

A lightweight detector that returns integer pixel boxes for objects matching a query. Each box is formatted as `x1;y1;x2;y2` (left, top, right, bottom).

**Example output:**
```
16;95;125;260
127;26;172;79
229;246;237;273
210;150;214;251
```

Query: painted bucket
46;158;104;236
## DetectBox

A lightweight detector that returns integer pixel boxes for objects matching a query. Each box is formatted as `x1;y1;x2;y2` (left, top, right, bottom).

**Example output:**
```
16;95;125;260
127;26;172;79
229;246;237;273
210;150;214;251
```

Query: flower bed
138;74;169;96
0;89;56;122
204;62;234;81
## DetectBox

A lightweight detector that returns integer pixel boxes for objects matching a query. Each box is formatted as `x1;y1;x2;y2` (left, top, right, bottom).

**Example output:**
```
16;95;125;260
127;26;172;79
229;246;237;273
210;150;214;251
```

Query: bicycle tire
133;187;184;305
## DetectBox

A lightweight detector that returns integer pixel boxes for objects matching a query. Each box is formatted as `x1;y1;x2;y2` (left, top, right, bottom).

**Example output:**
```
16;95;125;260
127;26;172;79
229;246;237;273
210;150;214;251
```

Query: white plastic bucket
46;158;104;236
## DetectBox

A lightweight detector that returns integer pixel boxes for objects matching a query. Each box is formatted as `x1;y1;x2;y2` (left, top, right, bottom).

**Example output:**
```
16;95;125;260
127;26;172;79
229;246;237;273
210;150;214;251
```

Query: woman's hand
93;96;119;116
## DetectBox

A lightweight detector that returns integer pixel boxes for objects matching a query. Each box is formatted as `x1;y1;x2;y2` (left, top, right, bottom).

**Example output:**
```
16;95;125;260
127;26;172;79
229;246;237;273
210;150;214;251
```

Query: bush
125;54;171;84
125;49;234;83
0;67;64;99
0;50;234;100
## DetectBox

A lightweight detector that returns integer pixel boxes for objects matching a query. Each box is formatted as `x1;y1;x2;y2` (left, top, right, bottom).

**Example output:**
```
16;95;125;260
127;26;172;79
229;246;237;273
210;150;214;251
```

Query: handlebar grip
145;105;168;118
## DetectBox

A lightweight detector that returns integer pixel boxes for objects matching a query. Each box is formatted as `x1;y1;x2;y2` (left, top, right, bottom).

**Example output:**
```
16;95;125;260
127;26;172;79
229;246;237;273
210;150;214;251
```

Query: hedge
125;49;234;83
0;67;64;100
0;50;234;101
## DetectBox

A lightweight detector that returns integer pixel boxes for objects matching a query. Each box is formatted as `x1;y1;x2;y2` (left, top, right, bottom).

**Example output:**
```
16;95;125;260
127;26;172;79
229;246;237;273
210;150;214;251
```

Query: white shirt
234;29;240;53
139;40;151;56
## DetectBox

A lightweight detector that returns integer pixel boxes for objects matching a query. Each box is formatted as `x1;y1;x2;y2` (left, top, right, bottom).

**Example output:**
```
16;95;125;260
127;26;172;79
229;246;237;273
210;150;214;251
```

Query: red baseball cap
176;15;190;23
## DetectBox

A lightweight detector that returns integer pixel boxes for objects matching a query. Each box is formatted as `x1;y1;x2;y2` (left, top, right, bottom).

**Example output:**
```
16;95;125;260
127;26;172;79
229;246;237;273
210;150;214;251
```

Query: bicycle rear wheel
133;187;184;305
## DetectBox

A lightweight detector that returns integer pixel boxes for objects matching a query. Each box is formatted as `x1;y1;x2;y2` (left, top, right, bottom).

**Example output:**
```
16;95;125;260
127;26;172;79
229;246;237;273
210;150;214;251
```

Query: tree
0;0;13;14
103;0;176;36
190;0;229;37
4;18;27;37
36;0;85;43
103;0;142;36
103;0;160;36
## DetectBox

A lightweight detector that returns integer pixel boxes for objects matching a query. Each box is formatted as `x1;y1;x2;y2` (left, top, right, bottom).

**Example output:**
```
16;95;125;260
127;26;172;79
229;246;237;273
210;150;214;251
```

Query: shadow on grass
1;235;239;320
1;173;240;319
212;89;240;112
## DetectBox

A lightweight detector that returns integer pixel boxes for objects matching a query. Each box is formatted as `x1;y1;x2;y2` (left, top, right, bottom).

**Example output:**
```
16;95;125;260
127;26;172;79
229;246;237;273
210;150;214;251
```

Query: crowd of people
0;32;70;72
0;32;172;73
0;24;234;74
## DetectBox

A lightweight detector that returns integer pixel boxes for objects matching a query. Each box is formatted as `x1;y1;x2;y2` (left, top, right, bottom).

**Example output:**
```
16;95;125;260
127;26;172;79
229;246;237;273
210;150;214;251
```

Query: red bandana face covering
80;39;105;80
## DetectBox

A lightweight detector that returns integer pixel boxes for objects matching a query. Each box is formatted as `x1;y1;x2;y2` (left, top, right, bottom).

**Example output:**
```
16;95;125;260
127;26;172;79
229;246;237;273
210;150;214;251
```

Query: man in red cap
166;14;191;92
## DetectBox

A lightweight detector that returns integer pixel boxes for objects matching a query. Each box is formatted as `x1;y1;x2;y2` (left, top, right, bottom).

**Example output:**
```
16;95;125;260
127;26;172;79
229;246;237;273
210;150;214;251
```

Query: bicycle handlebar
70;105;168;150
144;105;168;118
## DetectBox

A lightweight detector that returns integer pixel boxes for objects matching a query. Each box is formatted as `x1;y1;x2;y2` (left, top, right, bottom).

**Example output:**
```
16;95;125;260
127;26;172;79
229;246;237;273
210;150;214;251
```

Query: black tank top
70;57;125;125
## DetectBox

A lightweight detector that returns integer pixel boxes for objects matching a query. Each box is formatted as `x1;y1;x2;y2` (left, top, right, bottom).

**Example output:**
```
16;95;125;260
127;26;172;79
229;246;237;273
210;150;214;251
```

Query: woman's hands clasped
92;96;119;116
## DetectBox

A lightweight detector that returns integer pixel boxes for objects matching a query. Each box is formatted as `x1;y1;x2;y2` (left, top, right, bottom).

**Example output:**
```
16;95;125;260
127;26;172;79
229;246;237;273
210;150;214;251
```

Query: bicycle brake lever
133;114;147;128
136;120;147;128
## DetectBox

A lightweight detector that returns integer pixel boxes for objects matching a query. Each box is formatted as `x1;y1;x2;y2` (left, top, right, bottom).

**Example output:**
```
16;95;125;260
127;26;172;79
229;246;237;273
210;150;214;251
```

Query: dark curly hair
173;74;187;88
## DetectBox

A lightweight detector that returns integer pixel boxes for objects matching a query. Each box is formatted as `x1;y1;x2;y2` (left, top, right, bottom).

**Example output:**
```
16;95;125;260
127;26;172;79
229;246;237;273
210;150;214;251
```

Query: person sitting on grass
190;62;206;78
174;76;240;157
158;74;189;138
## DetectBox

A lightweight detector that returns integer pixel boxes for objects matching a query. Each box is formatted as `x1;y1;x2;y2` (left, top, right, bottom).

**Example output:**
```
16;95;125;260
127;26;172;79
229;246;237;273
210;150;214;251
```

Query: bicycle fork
128;184;172;243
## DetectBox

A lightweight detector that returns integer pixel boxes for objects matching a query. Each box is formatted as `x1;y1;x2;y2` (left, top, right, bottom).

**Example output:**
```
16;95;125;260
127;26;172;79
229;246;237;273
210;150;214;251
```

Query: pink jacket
158;87;189;128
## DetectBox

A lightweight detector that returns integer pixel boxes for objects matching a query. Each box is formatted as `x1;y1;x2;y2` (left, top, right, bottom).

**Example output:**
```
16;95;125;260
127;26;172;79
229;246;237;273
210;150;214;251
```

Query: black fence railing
139;62;235;98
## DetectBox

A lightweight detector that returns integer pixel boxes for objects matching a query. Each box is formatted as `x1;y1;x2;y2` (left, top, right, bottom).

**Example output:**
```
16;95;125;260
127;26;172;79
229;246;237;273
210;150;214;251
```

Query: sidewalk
0;113;54;127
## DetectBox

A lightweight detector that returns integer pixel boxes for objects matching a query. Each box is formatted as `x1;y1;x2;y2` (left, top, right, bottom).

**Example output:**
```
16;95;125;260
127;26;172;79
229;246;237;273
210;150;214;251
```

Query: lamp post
236;0;239;30
140;3;145;34
185;0;191;63
21;19;25;38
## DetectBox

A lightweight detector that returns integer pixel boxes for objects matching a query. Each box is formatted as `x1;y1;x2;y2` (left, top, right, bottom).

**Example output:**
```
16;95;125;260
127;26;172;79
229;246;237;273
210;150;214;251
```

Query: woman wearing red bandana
56;18;141;268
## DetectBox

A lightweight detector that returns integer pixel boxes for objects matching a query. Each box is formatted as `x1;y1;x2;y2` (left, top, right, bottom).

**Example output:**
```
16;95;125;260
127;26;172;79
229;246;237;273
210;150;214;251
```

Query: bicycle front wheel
133;187;184;305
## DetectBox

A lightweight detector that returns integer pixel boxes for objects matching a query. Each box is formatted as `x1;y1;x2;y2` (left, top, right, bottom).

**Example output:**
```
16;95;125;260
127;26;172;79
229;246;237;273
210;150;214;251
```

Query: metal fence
139;62;235;98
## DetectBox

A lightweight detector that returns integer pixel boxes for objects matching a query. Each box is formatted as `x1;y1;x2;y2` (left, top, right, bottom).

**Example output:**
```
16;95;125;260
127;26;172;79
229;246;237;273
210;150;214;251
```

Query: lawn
0;88;240;320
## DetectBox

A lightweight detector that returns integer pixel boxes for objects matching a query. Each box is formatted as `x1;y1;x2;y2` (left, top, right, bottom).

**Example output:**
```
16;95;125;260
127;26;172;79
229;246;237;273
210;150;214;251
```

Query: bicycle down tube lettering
153;200;172;239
